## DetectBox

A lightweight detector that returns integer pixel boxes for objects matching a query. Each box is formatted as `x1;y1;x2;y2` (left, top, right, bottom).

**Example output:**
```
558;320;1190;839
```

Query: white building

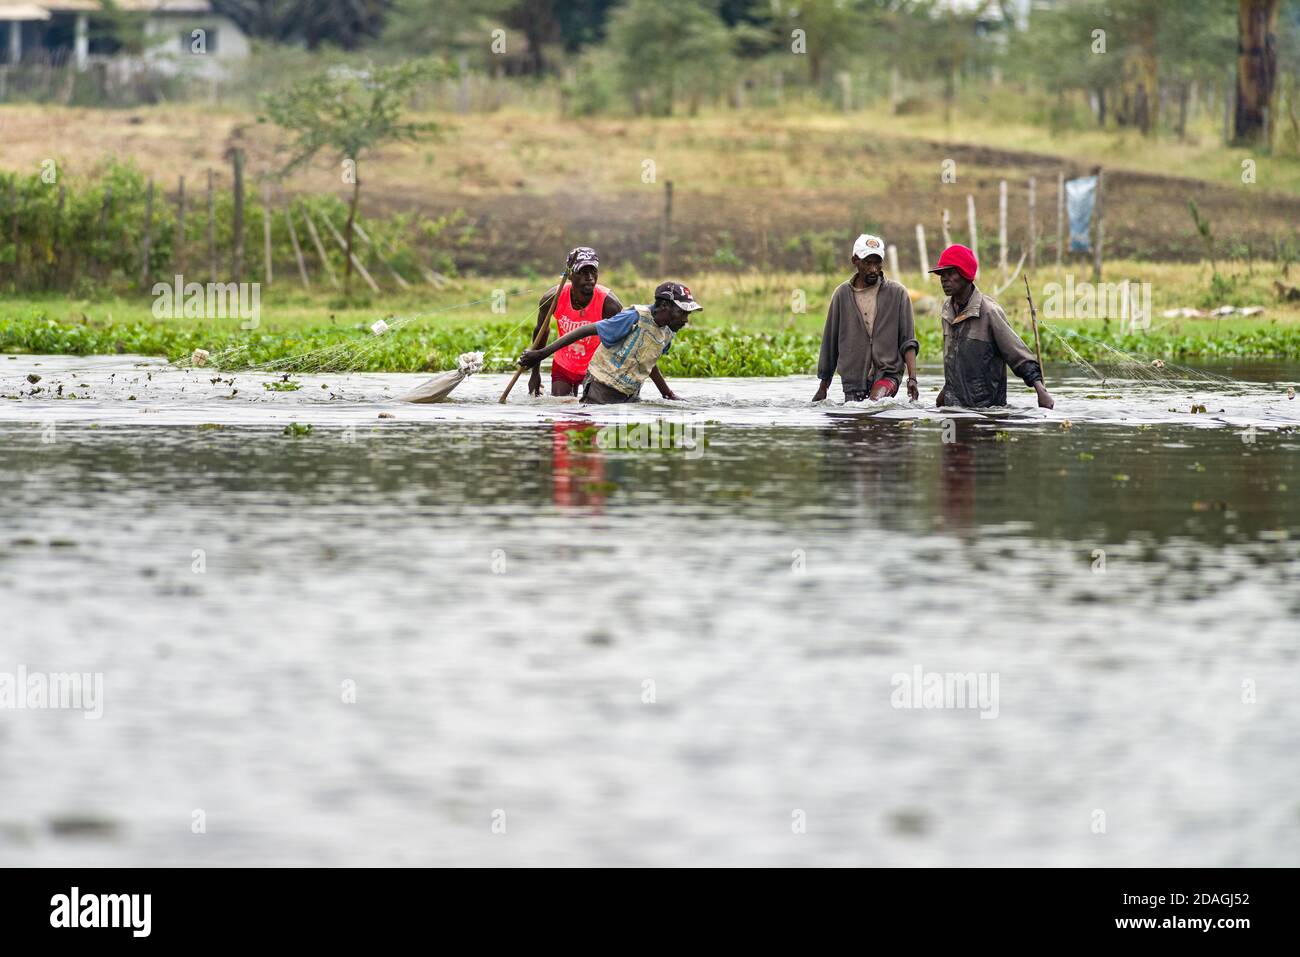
0;0;248;77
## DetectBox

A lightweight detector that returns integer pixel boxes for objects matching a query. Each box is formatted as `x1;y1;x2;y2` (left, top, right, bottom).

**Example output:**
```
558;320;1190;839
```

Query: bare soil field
3;106;1296;274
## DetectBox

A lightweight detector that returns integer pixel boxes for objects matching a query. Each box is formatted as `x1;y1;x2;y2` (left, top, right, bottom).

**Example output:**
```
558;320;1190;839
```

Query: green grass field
5;260;1300;376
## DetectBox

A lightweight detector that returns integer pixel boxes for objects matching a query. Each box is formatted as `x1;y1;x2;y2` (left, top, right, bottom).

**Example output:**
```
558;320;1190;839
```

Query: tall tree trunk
1234;0;1279;146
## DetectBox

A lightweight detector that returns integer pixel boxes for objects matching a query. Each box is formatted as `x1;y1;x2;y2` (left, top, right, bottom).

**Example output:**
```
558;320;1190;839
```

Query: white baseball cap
853;233;886;261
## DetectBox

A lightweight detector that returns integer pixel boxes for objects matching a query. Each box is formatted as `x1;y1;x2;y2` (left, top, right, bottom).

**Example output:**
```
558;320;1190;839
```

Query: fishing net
396;352;485;403
170;288;544;397
1040;323;1235;386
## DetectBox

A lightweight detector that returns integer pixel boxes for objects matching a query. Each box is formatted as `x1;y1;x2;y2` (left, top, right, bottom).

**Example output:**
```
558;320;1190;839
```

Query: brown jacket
816;276;918;394
938;287;1042;408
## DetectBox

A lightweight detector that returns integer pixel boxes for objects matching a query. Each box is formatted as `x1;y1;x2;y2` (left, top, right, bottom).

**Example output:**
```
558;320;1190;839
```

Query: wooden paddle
1023;274;1045;383
498;264;571;404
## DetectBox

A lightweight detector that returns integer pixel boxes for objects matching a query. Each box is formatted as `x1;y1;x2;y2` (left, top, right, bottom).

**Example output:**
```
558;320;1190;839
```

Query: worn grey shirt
816;276;918;393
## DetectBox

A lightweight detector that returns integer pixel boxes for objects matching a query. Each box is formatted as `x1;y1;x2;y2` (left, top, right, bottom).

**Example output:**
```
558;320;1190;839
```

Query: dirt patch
3;105;1297;275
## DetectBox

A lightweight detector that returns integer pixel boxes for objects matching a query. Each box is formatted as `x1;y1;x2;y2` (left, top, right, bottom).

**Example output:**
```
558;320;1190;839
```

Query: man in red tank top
526;247;677;400
529;247;624;396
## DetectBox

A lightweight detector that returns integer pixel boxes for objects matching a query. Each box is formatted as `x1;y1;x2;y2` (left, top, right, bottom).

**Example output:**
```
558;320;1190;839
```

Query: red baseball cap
929;244;978;281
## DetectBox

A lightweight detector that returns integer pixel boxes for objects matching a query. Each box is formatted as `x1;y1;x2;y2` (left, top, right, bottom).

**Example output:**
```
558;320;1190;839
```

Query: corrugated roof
0;4;52;20
0;1;212;13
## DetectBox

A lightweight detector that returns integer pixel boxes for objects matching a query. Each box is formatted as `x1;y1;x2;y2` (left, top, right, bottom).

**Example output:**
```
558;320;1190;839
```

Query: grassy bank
5;263;1300;375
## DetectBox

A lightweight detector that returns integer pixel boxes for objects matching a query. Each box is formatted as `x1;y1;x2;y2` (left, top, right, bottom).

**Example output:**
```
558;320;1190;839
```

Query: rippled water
2;355;1298;866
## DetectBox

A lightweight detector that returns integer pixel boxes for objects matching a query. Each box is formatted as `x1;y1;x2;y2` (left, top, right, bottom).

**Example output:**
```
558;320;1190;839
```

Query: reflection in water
552;419;607;512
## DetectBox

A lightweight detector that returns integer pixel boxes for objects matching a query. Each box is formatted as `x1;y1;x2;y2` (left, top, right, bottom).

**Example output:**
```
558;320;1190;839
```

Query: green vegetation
6;292;1300;376
0;160;461;296
260;59;442;296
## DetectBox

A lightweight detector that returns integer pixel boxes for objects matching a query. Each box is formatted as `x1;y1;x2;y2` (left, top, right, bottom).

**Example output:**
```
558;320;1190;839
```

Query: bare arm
649;365;678;399
898;291;920;400
528;286;560;394
813;294;840;401
519;323;601;367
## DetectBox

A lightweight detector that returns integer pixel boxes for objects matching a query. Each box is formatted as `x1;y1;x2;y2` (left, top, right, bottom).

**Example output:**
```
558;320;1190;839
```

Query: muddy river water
2;355;1297;865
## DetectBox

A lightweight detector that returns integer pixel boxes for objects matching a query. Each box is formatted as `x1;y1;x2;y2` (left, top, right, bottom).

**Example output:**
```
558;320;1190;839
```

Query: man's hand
1034;380;1055;410
528;368;543;396
519;349;545;369
936;387;946;408
812;381;829;403
660;389;681;401
907;376;919;402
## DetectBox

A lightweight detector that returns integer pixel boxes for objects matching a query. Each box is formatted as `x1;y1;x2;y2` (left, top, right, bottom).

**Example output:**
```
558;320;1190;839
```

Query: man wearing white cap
813;233;919;403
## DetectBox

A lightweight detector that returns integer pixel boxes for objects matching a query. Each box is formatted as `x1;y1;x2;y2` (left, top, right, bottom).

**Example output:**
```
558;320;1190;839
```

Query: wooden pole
966;193;978;259
54;184;65;281
1055;171;1064;271
230;148;244;281
1023;274;1044;382
283;201;310;290
300;208;338;288
1027;176;1037;271
351;221;410;290
1091;166;1105;284
499;267;571;404
915;223;930;281
96;185;111;282
998;179;1008;279
139;178;154;287
659;180;673;277
321;214;380;293
941;208;952;248
8;181;17;290
261;182;272;285
887;243;900;280
174;175;185;276
206;169;216;281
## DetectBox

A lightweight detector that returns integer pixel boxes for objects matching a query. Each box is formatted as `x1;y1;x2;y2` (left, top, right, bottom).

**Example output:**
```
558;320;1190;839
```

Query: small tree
261;59;439;295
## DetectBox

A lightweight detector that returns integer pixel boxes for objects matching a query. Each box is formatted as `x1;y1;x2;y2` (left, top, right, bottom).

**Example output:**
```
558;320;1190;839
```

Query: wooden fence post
322;214;380;293
1027;176;1037;272
998;179;1008;279
55;184;66;281
966;194;978;259
231;148;244;281
1091;166;1105;283
659;180;673;277
915;223;930;281
8;181;17;291
207;168;216;282
1056;171;1065;271
284;200;310;290
300;208;338;288
261;182;272;285
139;179;154;287
175;175;185;276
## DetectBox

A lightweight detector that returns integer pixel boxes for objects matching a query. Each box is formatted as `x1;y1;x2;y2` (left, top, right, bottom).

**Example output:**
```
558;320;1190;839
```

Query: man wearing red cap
929;244;1054;410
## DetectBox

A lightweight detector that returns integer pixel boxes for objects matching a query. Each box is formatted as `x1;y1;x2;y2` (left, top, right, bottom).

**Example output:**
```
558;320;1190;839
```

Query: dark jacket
817;276;918;394
939;287;1043;408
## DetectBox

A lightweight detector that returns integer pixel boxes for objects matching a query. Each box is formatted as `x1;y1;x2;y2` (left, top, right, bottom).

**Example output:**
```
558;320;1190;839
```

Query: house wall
142;14;250;78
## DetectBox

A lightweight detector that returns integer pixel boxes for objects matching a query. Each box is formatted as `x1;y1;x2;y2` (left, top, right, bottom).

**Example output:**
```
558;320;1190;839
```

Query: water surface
2;356;1297;865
